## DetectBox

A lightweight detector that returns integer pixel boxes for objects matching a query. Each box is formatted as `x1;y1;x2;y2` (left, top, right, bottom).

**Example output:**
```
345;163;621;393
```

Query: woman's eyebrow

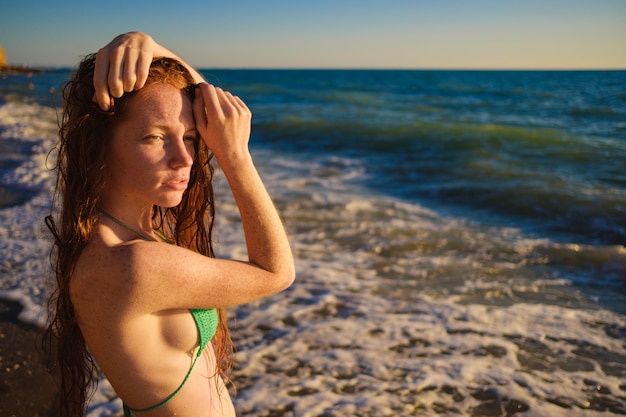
148;124;196;133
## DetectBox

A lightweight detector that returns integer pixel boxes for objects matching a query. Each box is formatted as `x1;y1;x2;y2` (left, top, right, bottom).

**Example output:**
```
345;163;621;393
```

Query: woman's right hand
93;32;205;111
93;32;156;111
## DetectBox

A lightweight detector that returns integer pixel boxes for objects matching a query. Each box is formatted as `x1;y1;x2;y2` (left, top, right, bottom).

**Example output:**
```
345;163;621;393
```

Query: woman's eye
144;135;163;142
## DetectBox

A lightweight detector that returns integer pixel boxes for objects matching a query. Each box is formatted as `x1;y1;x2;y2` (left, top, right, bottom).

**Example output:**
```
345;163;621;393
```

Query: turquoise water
206;69;626;246
1;68;625;415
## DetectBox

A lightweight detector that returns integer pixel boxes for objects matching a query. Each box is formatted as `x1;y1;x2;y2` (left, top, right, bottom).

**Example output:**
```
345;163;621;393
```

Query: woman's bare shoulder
71;238;161;311
75;236;196;282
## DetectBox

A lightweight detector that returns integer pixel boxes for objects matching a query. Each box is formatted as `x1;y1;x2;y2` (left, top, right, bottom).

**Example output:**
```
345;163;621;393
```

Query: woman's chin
156;195;185;209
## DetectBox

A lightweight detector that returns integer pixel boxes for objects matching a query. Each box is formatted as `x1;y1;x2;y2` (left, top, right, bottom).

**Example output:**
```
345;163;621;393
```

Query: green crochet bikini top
123;308;218;416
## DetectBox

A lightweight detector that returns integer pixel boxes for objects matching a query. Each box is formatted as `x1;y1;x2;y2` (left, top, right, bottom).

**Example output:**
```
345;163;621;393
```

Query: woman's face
105;82;197;209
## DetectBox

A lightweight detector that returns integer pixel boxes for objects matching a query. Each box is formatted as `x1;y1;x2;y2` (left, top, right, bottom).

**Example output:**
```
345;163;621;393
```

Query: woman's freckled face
105;83;197;208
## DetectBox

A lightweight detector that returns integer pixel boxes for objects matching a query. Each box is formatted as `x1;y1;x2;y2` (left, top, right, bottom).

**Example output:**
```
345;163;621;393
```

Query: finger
93;49;113;110
217;88;235;116
134;49;151;91
229;93;250;116
192;86;208;128
219;88;247;118
221;91;240;116
199;83;225;119
122;47;139;93
107;48;125;98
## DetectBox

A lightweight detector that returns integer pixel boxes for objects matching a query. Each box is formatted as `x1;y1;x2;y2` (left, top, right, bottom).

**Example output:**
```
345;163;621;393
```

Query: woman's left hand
193;83;252;161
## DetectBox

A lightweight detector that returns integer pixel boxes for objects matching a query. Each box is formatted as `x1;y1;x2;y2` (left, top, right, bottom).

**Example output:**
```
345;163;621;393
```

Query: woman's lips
164;178;189;190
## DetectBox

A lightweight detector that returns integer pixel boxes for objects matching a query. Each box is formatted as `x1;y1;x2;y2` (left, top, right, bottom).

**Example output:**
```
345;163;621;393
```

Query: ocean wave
250;115;626;245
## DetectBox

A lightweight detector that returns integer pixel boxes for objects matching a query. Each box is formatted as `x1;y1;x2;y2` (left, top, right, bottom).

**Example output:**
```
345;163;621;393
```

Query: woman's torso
71;234;236;417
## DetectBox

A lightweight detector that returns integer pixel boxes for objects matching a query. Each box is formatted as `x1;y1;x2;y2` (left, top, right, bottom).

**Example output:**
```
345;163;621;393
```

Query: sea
1;68;625;416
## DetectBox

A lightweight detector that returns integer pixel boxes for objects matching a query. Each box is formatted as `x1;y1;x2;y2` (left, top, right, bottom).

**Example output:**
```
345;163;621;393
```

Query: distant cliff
0;43;6;67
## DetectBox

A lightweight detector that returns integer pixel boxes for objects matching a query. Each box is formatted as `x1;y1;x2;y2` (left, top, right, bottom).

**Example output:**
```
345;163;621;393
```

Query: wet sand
0;299;57;417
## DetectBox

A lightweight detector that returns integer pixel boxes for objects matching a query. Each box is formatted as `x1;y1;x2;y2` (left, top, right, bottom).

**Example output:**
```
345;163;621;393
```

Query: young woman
44;32;295;416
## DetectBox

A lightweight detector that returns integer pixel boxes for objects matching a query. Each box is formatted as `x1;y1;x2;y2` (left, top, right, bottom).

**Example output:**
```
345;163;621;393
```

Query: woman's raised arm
195;82;296;290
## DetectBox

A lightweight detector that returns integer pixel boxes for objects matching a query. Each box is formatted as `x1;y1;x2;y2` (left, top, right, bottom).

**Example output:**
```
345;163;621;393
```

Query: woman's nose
169;139;194;168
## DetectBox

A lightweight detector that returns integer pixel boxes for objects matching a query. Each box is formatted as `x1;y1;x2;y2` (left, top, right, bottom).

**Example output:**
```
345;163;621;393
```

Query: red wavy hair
43;54;234;416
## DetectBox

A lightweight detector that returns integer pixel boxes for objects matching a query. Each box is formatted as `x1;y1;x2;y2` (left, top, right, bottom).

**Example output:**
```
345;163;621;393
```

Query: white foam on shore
210;151;626;416
1;100;625;416
230;287;626;417
0;101;56;328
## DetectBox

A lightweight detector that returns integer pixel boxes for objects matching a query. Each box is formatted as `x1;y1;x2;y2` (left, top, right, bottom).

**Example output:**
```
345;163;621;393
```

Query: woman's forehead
127;83;194;122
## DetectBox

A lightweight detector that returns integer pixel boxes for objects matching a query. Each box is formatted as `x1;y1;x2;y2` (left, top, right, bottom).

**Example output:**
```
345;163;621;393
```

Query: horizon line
5;64;626;72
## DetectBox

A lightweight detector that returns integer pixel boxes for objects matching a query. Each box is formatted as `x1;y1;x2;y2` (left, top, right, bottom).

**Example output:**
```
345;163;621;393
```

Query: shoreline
0;298;57;417
0;65;45;75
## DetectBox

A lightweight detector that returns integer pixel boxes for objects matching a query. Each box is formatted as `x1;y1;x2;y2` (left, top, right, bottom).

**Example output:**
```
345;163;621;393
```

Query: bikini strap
124;350;203;414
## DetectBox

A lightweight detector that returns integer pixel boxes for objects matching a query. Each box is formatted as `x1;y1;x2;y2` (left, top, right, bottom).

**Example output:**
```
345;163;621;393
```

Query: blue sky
1;0;625;69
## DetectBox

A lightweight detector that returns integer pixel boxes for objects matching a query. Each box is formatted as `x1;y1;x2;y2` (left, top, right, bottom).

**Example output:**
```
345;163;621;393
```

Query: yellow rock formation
0;43;6;67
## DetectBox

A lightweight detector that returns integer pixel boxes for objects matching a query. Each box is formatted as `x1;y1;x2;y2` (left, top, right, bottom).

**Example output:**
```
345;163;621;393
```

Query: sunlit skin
66;32;295;416
72;84;237;416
